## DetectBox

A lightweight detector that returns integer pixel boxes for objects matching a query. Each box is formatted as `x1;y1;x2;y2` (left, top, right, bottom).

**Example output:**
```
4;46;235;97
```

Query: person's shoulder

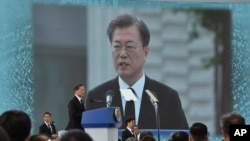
122;128;129;133
146;76;178;93
39;123;45;128
88;78;117;93
69;96;77;101
68;96;78;104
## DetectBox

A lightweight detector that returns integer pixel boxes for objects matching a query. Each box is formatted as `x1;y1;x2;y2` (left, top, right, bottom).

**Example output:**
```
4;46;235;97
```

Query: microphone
105;90;114;107
51;121;56;125
90;99;104;103
145;89;159;105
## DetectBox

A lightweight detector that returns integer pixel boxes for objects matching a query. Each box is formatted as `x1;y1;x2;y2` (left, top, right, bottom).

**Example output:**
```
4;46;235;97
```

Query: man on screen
86;14;188;129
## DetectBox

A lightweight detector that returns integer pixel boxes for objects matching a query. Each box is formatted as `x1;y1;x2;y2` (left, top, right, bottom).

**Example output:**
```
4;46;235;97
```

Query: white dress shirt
119;74;145;124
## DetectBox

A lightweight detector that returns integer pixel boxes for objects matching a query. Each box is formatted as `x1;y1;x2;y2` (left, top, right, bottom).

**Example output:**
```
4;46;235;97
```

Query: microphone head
105;90;114;107
151;91;158;99
145;89;159;103
105;90;114;97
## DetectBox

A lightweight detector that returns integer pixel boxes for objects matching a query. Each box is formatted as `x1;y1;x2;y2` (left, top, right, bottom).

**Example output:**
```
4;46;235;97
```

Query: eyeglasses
111;45;137;53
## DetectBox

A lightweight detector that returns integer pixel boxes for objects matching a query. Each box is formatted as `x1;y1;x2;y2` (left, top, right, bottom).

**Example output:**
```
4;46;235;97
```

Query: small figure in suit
65;83;85;130
39;112;57;138
122;117;136;141
133;124;140;140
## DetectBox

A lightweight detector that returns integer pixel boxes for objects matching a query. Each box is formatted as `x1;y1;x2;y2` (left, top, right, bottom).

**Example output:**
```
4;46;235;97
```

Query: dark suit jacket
86;75;188;129
122;128;135;141
39;123;56;136
65;96;85;130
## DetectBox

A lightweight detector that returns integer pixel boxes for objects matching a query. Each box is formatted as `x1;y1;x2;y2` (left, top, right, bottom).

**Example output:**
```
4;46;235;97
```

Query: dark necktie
48;124;53;134
125;88;136;120
80;99;85;107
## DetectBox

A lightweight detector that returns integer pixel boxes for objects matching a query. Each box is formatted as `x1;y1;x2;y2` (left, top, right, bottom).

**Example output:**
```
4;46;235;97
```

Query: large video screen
1;1;250;141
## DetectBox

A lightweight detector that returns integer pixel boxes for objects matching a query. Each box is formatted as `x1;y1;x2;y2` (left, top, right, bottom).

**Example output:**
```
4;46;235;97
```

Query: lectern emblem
114;108;121;122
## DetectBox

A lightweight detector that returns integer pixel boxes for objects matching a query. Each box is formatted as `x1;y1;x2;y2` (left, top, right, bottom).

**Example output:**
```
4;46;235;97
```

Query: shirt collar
118;74;145;99
126;127;133;132
75;95;82;102
44;122;50;125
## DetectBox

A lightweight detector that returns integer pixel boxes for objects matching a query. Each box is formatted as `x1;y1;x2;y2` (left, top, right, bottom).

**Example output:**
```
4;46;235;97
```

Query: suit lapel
110;77;123;112
138;76;156;128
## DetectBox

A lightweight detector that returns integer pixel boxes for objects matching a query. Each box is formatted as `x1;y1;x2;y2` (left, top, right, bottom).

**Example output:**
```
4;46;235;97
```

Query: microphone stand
145;90;160;141
153;101;160;141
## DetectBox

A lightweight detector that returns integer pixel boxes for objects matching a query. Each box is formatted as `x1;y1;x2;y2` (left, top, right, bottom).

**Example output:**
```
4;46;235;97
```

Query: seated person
139;131;153;141
0;110;31;141
29;134;50;141
60;129;93;141
220;112;245;141
141;135;156;141
168;131;189;141
189;122;208;141
0;126;10;141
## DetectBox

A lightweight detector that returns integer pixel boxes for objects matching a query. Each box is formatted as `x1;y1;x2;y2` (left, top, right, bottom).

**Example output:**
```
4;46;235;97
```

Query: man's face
128;120;135;128
75;86;85;97
133;126;140;135
43;114;51;123
111;25;149;82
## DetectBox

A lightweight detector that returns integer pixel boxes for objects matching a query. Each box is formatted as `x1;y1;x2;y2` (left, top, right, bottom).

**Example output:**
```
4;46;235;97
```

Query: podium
82;107;122;141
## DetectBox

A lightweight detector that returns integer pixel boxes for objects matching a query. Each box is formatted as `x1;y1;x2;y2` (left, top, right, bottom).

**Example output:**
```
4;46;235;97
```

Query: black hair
107;14;150;47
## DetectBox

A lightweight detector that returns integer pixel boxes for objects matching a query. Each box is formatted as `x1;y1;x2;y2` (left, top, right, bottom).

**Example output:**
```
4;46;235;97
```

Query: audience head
168;131;189;141
189;122;208;141
220;112;245;140
60;129;93;141
126;136;136;141
125;116;135;128
0;126;10;141
29;134;50;141
0;110;31;141
141;135;156;141
139;131;153;141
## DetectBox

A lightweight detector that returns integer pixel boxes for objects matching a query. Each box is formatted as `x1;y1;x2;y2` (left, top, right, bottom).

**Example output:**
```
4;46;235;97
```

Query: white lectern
81;107;122;141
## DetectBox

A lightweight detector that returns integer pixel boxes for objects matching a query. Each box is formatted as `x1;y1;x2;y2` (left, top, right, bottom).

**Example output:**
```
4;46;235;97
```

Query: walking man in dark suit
122;117;136;141
65;83;85;130
39;112;57;137
86;14;188;129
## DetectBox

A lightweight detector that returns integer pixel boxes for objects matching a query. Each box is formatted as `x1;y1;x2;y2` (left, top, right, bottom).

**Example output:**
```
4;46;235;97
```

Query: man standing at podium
66;83;85;130
86;14;188;129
